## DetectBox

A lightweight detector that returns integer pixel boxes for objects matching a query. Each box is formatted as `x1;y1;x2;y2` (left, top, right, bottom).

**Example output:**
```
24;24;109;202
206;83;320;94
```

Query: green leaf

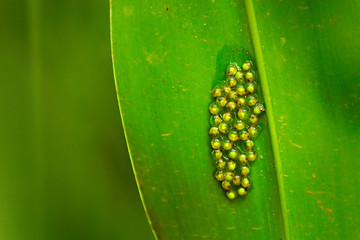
111;0;360;239
1;0;152;239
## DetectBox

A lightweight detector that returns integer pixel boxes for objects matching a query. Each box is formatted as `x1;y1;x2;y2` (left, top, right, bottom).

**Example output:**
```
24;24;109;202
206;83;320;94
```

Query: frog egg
211;138;222;149
226;101;237;111
237;97;246;107
224;171;235;181
212;149;223;160
222;112;233;123
247;150;257;162
237;107;250;120
226;77;237;87
246;82;257;94
235;71;244;82
245;139;254;150
228;130;239;142
210;114;222;126
211;85;222;97
216;96;228;107
242;60;253;71
248;125;260;138
238;153;247;164
221;138;233;150
209;102;220;115
249;114;259;125
233;175;241;185
253;103;265;115
239;130;250;141
227;160;236;171
247;94;258;107
222;85;231;96
245;71;255;81
222;180;232;190
209;127;220;137
241;166;250;177
241;177;251;188
228;148;239;160
226;189;237;200
216;159;226;170
233;119;246;130
228;91;238;102
226;64;238;76
218;122;229;134
238;187;248;196
215;170;225;181
236;84;247;96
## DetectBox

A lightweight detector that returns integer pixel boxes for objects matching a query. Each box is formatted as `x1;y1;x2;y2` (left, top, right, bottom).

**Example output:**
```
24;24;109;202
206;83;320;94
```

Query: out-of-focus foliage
0;0;152;239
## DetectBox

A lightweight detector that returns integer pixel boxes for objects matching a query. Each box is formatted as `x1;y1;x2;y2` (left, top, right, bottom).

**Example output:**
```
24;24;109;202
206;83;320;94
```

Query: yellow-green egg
226;101;237;111
210;114;222;126
221;139;233;150
237;107;250;120
215;170;225;181
222;112;233;123
211;138;222;149
247;150;257;162
209;127;220;137
212;149;223;160
226;189;237;200
247;94;258;106
239;130;250;141
238;154;247;164
238;187;248;196
246;82;257;94
241;166;250;177
216;159;226;170
227;160;236;171
248;125;260;138
209;102;220;115
236;84;247;96
228;148;239;160
245;71;254;81
226;64;238;76
253;103;265;115
233;119;246;130
237;97;246;107
228;130;239;142
218;122;229;134
228;91;238;101
211;85;222;97
222;85;231;96
245;139;254;150
224;171;235;181
241;177;251;188
242;60;252;71
233;175;241;185
235;71;244;81
249;114;259;125
216;96;228;107
226;77;237;87
222;180;232;190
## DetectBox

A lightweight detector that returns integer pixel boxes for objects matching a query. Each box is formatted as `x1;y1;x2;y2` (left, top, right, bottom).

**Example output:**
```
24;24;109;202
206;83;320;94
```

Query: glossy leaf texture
111;0;360;239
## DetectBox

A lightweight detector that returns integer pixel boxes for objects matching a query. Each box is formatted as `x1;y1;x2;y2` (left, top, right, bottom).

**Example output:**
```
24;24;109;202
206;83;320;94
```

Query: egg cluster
209;61;265;200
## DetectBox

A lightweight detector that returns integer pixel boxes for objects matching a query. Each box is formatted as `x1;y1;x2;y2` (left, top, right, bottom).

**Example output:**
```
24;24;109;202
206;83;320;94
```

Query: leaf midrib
244;1;290;239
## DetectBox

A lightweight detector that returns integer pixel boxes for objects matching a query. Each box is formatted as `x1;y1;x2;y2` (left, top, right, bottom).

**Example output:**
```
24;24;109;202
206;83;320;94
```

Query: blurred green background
0;0;153;239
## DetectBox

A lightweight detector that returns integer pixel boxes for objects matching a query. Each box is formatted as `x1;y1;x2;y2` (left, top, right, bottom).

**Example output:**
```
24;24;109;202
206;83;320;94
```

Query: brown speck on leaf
252;227;261;230
312;173;316;179
289;140;303;149
195;36;198;38
266;12;270;15
326;208;333;213
165;6;168;11
163;51;168;56
283;174;288;177
307;191;313;194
